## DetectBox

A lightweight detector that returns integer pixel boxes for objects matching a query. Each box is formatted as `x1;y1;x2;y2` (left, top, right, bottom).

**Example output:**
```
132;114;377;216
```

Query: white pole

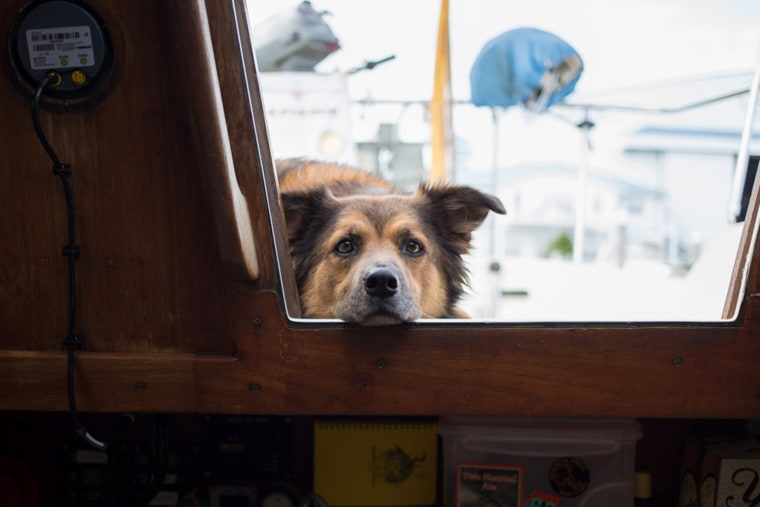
573;117;593;263
490;107;499;260
487;107;501;318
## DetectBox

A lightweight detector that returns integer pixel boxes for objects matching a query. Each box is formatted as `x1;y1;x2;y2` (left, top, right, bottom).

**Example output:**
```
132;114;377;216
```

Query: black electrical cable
32;73;106;451
140;414;168;505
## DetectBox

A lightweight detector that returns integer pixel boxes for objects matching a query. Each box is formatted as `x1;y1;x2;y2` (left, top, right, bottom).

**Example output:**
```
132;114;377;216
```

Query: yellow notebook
313;418;438;506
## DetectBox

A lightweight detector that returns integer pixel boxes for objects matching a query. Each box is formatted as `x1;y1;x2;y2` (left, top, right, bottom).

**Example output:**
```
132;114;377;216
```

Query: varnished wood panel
0;0;240;354
1;290;758;417
0;350;199;412
204;0;300;310
0;0;758;419
194;292;760;418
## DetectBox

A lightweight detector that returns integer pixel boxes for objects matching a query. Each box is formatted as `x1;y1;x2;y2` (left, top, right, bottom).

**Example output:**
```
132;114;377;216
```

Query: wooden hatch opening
0;0;758;419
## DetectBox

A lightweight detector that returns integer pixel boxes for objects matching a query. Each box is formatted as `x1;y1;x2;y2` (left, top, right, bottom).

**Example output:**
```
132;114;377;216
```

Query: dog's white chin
354;312;409;326
336;295;421;326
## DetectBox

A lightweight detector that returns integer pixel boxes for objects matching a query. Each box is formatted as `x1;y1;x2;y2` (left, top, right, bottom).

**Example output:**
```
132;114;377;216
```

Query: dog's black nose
365;267;399;298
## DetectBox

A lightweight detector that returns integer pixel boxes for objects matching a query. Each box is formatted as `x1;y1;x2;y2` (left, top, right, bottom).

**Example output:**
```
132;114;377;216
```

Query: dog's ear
420;183;506;251
280;187;337;243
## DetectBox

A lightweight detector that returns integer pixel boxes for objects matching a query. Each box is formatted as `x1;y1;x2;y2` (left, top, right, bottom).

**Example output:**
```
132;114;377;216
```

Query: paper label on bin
455;462;523;507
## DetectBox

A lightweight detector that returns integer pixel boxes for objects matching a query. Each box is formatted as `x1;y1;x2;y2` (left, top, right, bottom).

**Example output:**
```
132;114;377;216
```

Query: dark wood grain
0;350;200;412
194;291;760;418
0;0;237;355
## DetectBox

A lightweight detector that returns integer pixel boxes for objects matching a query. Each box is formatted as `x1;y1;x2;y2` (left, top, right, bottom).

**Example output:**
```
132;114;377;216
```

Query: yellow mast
430;0;454;183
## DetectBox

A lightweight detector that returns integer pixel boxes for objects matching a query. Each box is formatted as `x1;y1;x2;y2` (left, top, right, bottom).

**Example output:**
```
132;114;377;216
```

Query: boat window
246;0;760;323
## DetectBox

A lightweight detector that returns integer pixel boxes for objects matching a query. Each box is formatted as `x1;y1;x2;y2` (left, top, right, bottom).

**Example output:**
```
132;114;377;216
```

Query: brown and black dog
277;158;506;325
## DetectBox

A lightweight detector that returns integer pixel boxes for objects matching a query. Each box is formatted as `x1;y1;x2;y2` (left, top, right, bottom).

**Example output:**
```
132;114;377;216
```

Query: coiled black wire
32;73;106;451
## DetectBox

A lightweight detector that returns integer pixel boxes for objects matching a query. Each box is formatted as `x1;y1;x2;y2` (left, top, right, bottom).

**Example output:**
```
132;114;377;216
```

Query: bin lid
439;416;642;444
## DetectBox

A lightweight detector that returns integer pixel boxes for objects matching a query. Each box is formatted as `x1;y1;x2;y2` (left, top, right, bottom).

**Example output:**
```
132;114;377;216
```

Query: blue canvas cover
470;27;583;109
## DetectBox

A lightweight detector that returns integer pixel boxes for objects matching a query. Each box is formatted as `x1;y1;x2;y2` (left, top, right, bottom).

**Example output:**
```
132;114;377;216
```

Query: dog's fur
277;158;506;325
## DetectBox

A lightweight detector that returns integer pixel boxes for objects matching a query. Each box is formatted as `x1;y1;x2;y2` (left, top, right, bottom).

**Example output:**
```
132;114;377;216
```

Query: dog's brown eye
404;240;424;256
334;239;356;256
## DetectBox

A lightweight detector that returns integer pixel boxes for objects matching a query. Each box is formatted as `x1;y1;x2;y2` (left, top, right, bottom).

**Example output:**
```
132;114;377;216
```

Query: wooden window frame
231;0;760;418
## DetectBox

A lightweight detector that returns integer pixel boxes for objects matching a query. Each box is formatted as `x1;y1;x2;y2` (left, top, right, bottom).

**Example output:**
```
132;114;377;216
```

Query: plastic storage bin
439;417;641;507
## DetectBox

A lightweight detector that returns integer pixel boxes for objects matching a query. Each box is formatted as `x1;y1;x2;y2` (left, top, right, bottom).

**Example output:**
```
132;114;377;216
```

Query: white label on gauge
26;25;95;70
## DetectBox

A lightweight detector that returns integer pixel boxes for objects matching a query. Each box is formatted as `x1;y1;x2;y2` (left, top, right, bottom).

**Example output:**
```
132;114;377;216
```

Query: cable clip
62;334;83;348
52;163;71;176
62;244;80;257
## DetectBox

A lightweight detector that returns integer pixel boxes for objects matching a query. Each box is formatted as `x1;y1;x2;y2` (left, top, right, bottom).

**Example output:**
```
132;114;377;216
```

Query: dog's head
281;182;505;325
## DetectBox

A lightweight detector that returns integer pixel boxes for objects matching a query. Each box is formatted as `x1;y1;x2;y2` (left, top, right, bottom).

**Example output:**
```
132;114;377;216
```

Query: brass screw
71;69;87;86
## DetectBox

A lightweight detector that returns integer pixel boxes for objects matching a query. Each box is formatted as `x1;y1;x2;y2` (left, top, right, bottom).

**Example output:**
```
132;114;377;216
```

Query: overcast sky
248;0;760;102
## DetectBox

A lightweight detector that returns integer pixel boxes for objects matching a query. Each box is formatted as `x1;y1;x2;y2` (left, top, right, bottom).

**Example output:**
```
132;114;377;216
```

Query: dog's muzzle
336;264;421;325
